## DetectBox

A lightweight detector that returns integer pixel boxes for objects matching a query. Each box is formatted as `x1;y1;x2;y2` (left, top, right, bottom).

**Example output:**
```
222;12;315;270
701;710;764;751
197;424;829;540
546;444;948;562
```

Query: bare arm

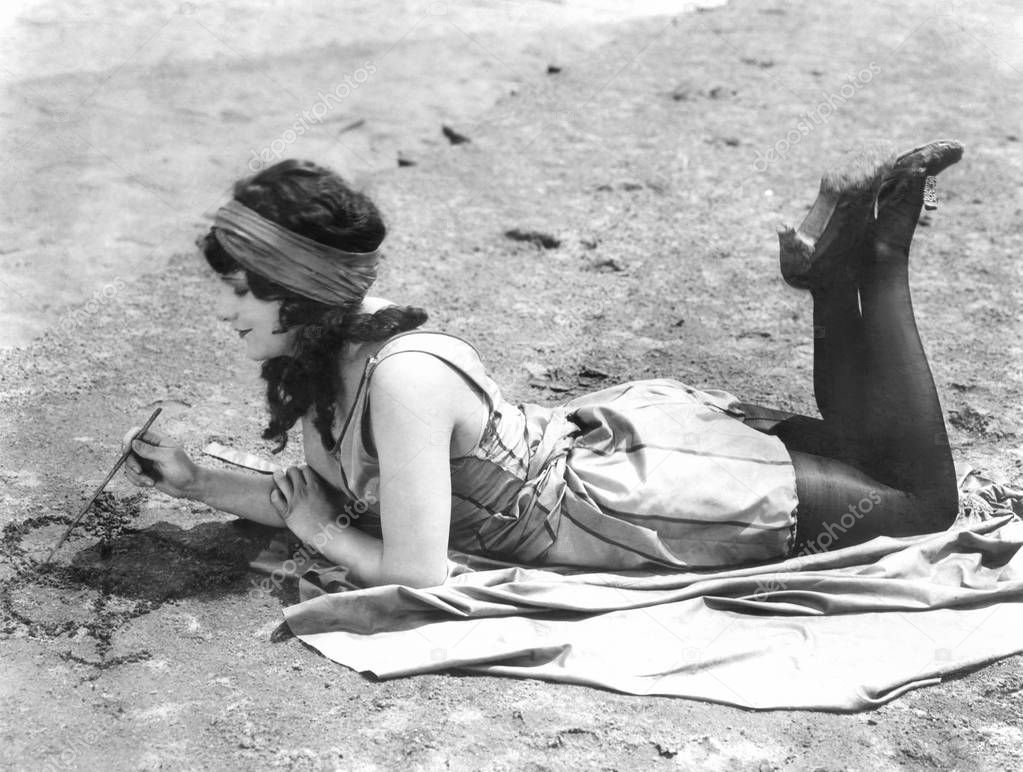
124;429;285;527
275;353;464;588
191;466;285;526
370;353;456;587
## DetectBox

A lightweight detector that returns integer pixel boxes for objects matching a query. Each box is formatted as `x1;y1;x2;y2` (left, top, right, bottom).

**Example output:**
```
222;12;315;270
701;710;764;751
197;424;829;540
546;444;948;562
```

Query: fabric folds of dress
331;331;798;571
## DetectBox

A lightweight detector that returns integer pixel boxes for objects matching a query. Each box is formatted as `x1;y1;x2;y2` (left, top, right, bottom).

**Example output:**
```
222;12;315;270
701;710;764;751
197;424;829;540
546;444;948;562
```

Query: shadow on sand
1;515;296;656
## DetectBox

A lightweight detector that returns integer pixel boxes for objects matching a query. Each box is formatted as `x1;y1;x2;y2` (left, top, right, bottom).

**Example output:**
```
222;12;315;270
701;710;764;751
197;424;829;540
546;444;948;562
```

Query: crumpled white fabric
250;468;1023;711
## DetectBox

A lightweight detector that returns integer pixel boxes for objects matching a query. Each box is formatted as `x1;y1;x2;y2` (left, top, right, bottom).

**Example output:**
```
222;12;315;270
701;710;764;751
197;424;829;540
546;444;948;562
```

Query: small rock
397;152;417;167
524;362;552;379
504;228;561;249
707;85;736;99
948;405;992;435
442;125;471;145
270;622;295;643
706;135;741;148
653;741;678;758
546;64;562;74
588;257;626;273
239;721;258;749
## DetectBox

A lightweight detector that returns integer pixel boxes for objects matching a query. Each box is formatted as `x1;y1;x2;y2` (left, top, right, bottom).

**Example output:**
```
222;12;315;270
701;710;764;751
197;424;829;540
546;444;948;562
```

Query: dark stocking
746;182;958;552
785;236;957;551
855;241;958;517
806;278;871;470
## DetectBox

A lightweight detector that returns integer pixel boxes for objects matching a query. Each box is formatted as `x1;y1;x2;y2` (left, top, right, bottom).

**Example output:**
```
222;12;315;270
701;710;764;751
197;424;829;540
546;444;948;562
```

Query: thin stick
45;407;162;563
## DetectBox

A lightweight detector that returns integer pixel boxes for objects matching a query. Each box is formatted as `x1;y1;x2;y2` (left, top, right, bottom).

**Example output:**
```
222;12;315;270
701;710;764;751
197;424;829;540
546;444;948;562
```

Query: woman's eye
233;287;249;298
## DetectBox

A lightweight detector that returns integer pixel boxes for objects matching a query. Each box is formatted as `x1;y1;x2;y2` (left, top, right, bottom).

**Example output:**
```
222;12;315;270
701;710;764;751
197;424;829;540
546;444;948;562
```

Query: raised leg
788;240;958;551
854;204;958;521
772;141;963;551
736;279;871;468
806;279;872;467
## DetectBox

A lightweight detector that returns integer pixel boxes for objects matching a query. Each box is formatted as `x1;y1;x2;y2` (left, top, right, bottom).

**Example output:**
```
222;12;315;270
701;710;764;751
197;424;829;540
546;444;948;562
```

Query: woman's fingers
121;428;152;485
137;429;166;445
272;469;292;500
300;465;319;488
122;427;168;452
123;427;173;487
123;464;154;487
121;426;143;452
130;437;172;462
286;466;306;492
269;487;287;516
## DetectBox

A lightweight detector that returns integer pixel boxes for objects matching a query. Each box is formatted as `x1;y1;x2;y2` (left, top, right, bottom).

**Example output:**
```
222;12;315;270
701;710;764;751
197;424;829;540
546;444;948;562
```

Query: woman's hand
270;465;340;538
122;428;201;499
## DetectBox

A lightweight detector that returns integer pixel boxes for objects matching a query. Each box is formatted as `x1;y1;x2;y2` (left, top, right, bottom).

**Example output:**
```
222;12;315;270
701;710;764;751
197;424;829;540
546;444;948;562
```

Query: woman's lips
238;329;252;338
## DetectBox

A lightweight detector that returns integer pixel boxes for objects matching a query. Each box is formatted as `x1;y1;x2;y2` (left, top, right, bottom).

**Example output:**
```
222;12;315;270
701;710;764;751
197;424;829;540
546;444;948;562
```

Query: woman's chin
244;345;289;361
240;341;267;360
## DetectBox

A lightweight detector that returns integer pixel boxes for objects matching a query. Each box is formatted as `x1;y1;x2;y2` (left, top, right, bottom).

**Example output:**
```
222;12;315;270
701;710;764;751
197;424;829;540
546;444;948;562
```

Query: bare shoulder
370;351;486;420
372;351;467;397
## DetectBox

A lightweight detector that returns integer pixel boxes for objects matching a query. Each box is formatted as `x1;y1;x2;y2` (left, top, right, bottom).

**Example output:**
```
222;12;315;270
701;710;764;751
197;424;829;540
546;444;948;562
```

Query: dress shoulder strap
368;330;501;409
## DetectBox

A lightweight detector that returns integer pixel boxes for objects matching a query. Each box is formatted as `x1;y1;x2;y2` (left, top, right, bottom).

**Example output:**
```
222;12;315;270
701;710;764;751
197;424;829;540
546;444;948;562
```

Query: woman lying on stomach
123;141;964;588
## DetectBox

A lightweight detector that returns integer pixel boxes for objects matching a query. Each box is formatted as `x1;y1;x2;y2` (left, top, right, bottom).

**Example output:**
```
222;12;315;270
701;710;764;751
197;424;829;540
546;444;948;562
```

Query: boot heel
778;142;895;291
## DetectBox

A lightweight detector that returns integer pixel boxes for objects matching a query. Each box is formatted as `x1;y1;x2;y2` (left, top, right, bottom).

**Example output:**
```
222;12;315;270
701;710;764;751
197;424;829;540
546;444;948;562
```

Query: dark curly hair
201;159;427;452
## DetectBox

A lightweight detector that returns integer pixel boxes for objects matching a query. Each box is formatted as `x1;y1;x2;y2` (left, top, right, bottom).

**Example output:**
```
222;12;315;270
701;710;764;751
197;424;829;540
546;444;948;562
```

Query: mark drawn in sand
0;494;276;679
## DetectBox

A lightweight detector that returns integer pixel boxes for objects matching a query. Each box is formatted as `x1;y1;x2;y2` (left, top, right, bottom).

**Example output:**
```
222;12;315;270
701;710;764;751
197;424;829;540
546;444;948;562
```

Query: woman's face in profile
215;272;296;360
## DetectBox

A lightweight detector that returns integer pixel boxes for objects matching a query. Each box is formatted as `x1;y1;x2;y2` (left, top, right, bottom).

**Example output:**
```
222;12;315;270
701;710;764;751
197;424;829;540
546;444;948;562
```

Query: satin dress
331;331;798;570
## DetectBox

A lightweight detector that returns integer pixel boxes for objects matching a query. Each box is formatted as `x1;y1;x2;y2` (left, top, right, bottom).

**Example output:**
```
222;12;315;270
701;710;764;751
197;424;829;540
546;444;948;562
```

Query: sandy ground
0;0;722;348
2;0;1023;769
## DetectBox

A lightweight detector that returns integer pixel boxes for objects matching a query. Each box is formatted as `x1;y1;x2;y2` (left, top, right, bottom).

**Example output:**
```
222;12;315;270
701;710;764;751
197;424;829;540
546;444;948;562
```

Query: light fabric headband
212;199;379;306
